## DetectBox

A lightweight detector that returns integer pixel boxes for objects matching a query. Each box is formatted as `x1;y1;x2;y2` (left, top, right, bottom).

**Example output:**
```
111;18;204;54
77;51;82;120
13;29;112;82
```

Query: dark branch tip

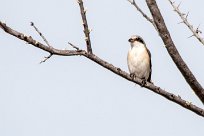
30;22;34;26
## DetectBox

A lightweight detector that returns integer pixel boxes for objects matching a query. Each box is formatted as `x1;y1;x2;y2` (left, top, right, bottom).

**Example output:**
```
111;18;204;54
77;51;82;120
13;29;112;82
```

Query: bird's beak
128;38;133;42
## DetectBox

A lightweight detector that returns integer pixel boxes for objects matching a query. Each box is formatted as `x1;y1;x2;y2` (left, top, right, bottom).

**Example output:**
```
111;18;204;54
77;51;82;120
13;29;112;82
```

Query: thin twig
1;21;204;117
40;53;53;64
187;34;194;38
30;22;53;63
196;24;202;34
30;22;51;47
168;0;204;45
77;0;93;53
127;0;158;31
68;42;79;50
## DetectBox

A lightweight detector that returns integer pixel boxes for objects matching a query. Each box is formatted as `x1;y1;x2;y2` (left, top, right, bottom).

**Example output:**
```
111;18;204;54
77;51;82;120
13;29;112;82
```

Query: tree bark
146;0;204;104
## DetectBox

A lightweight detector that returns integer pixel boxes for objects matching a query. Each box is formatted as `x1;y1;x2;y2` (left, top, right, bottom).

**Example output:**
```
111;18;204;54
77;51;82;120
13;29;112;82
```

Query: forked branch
30;22;53;63
30;22;51;47
145;0;204;104
1;21;204;117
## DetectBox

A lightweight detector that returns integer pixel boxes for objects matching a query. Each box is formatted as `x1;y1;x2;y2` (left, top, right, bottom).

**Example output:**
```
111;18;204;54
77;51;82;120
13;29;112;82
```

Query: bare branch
146;0;204;104
168;0;204;45
1;21;204;117
0;22;81;56
68;42;79;50
77;0;93;53
177;1;182;9
30;22;51;47
30;22;54;63
187;34;194;39
40;53;53;64
127;0;158;31
186;11;189;19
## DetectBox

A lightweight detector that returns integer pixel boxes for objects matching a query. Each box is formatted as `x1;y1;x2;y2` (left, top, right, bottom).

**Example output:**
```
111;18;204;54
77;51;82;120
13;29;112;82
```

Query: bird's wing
147;48;152;82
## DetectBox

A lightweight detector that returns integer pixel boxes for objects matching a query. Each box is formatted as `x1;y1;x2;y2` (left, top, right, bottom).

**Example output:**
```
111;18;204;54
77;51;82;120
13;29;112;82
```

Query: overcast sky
0;0;204;136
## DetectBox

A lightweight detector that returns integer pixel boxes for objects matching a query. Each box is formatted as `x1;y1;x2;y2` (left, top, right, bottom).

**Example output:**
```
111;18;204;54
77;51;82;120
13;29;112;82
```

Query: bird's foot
140;78;147;87
130;73;136;79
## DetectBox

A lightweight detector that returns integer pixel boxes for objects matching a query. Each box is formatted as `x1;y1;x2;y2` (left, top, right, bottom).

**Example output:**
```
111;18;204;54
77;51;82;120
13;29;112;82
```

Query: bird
127;35;152;83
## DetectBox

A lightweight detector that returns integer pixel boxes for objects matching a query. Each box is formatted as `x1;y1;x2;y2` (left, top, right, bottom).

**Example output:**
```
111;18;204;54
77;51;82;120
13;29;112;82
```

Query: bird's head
128;35;145;45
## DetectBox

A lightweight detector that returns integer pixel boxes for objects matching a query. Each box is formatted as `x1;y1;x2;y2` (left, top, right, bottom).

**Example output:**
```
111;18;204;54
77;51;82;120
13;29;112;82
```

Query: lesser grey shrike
127;35;152;84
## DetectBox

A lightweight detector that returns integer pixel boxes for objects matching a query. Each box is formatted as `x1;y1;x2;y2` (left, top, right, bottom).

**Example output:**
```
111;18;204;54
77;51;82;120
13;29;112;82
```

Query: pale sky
0;0;204;136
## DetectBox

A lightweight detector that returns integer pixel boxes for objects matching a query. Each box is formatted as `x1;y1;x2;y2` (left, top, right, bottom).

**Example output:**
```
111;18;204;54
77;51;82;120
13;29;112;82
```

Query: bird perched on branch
127;35;152;84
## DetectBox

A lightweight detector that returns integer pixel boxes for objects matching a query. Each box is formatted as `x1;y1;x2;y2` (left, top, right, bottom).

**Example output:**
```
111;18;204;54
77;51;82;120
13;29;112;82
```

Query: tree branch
39;53;53;64
30;22;53;63
1;21;204;117
30;22;51;47
68;42;80;50
145;0;204;104
127;0;157;31
77;0;93;53
168;0;204;46
0;22;82;56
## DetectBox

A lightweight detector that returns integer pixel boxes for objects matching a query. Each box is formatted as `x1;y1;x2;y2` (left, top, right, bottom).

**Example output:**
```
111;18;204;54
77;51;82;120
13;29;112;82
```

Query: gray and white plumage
127;35;152;82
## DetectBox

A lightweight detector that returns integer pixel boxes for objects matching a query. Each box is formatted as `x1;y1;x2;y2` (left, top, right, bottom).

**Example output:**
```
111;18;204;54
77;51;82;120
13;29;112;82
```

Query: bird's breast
127;46;150;79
